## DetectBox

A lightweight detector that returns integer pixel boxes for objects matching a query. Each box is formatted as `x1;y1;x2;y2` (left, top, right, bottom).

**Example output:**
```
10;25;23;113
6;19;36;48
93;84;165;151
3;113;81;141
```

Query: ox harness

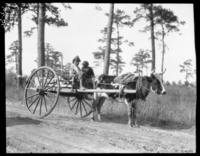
97;75;151;99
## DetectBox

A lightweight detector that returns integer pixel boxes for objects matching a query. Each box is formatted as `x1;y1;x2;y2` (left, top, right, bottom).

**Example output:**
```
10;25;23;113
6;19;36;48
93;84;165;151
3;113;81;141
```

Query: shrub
6;70;17;87
6;86;24;101
172;81;177;86
178;80;182;86
6;70;24;101
165;81;171;86
184;80;189;87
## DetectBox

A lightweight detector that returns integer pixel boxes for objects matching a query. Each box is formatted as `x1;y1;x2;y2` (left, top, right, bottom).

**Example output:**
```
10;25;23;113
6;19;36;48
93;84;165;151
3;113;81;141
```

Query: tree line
3;3;195;88
93;3;195;84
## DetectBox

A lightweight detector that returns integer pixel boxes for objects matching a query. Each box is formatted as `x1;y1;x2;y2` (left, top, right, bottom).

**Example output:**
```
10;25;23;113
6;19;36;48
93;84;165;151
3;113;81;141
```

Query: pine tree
37;3;45;67
179;59;193;85
133;3;156;71
6;41;19;73
93;6;134;76
154;5;185;81
103;3;114;75
130;49;151;76
23;3;70;67
2;3;30;88
110;9;133;76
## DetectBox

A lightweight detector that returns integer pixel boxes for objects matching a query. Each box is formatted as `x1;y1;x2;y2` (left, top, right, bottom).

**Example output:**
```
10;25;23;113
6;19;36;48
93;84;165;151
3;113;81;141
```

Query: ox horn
160;68;166;75
151;69;156;74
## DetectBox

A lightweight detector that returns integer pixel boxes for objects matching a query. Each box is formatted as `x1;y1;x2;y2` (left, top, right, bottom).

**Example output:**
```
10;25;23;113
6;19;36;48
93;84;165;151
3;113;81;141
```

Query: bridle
135;74;165;98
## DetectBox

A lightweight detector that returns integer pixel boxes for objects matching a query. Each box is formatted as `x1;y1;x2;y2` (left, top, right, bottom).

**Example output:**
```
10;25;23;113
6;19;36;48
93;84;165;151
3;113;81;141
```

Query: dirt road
6;98;195;153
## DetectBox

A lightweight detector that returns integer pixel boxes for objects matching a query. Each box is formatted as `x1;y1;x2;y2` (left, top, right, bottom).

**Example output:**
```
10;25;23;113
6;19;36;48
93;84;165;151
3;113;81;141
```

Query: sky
5;3;196;83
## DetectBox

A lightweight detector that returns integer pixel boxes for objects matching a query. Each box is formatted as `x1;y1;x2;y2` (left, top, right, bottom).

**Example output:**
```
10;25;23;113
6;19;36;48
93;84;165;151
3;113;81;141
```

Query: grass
6;71;196;129
102;85;196;129
6;86;25;101
6;71;25;101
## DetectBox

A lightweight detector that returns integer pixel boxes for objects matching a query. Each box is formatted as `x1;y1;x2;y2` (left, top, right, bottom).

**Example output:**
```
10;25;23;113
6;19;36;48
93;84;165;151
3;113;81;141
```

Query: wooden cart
24;66;136;118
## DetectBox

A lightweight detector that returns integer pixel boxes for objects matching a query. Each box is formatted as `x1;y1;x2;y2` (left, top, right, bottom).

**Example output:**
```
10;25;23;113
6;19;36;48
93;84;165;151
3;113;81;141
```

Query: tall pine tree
154;5;185;81
93;7;134;76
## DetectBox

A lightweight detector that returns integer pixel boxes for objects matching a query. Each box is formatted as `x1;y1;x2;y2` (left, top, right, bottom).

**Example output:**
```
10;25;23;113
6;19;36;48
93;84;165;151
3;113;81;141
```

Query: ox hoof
134;121;140;128
128;122;140;128
129;124;140;128
134;124;140;128
128;122;133;128
129;124;133;128
90;116;99;122
89;116;95;122
97;114;101;121
90;118;94;122
133;123;140;128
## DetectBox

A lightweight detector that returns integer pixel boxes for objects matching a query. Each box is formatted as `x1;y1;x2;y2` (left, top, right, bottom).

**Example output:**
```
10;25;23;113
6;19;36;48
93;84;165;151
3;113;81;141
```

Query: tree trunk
161;24;165;81
149;3;156;72
15;51;18;77
37;3;39;25
38;3;45;67
141;62;144;76
186;72;188;83
116;22;119;76
17;4;23;89
46;50;49;66
61;53;63;75
103;3;114;75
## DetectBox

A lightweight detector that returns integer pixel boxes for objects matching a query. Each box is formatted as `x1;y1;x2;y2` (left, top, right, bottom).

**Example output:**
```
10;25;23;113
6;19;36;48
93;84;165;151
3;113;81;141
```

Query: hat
82;61;89;67
72;56;81;63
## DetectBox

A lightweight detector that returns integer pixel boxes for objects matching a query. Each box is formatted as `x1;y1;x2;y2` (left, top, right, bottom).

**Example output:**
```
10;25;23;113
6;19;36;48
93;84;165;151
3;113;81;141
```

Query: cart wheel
67;93;93;118
24;66;60;118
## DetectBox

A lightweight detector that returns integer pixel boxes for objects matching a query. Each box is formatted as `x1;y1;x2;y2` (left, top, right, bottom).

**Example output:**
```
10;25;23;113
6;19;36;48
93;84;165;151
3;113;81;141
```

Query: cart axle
36;88;46;96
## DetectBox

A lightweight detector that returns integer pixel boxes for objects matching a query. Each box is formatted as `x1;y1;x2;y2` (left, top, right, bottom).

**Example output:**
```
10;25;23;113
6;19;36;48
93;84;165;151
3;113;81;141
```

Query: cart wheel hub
36;88;46;96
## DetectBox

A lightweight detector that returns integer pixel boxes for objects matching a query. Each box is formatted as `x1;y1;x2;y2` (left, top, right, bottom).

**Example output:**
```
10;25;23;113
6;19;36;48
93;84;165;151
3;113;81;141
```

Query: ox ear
151;69;156;74
150;73;156;79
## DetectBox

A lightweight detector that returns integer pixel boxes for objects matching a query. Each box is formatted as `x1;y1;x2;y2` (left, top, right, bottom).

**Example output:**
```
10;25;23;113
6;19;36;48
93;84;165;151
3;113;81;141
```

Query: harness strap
136;76;152;98
97;77;152;97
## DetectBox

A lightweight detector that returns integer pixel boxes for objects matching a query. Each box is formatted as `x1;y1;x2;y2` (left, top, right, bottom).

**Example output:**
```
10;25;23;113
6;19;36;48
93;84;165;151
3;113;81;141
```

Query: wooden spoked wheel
67;93;94;118
24;66;60;118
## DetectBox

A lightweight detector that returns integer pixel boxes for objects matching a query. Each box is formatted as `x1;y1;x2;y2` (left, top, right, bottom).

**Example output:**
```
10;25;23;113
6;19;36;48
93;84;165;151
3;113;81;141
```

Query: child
81;61;95;89
70;56;85;89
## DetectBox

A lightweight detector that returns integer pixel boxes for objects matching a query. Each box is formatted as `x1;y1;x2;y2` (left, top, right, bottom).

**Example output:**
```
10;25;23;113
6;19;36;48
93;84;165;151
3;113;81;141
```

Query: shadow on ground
6;116;42;127
101;113;194;130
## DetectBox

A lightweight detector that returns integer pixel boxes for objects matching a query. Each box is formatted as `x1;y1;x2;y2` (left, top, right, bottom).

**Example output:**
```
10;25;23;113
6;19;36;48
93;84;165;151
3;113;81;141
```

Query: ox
92;72;166;127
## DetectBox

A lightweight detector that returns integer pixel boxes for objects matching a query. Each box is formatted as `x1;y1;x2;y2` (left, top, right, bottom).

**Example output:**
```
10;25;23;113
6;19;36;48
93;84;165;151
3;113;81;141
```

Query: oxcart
24;66;136;118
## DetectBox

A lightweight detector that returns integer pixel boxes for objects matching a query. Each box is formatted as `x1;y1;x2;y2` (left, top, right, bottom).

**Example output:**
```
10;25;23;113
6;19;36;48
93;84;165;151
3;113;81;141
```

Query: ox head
150;69;166;95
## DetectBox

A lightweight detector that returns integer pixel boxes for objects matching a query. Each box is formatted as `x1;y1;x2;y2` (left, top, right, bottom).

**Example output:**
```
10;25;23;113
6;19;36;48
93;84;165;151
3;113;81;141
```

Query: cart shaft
28;87;136;94
60;88;136;94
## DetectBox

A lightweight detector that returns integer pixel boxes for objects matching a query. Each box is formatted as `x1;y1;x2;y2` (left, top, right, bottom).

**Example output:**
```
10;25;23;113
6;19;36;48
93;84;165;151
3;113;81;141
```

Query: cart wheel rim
66;93;93;118
24;66;60;118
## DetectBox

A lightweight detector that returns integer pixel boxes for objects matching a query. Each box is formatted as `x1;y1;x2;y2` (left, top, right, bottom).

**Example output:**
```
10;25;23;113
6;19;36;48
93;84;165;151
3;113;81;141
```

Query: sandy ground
6;98;196;153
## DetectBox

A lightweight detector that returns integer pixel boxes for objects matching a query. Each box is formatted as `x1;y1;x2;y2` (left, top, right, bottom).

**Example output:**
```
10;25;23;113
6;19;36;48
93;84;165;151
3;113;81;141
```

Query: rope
136;75;152;99
136;75;142;99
